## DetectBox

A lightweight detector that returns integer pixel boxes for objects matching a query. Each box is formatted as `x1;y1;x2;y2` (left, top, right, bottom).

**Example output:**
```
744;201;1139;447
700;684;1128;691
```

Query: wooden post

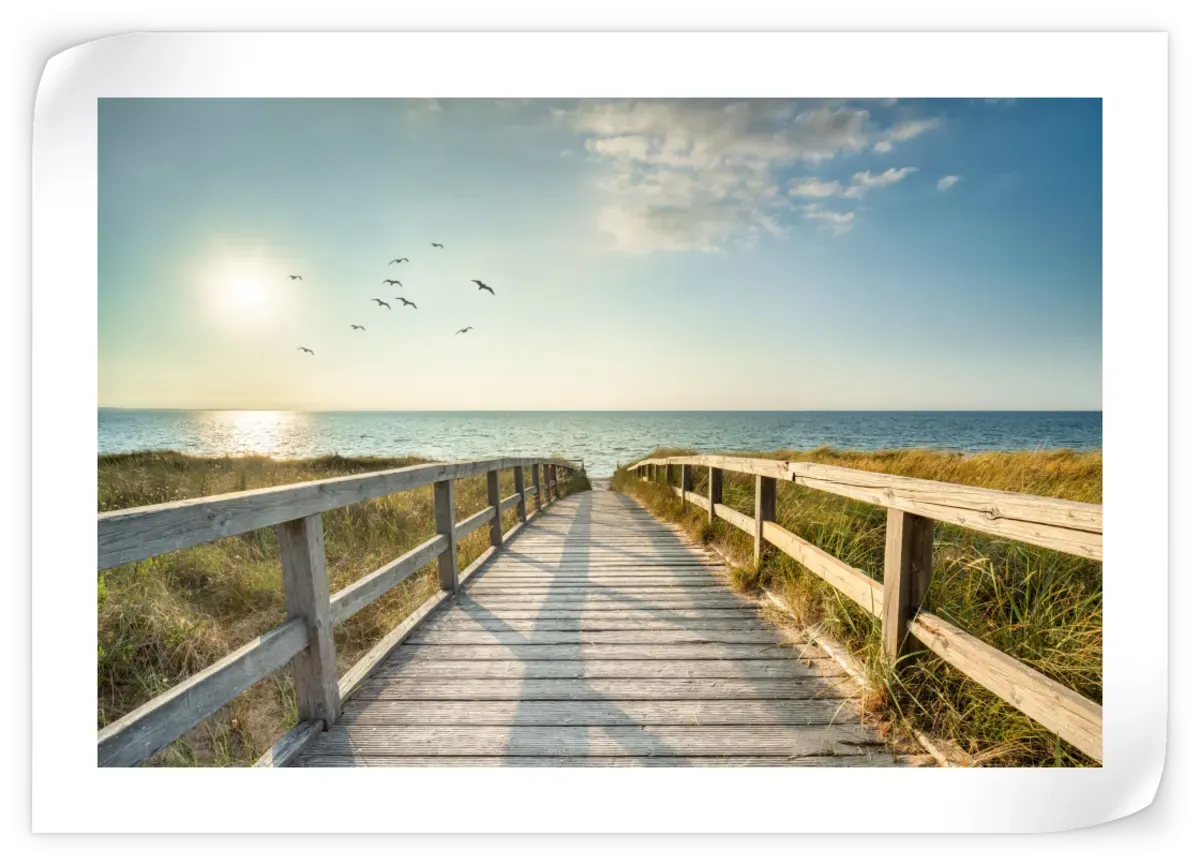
754;476;776;568
433;479;458;592
276;514;340;729
514;465;527;523
709;467;722;524
544;464;554;502
486;468;504;548
681;464;693;501
883;509;935;662
532;463;542;511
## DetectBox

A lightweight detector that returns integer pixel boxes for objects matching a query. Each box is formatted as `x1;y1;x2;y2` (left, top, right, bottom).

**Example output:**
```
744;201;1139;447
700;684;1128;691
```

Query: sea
97;410;1102;479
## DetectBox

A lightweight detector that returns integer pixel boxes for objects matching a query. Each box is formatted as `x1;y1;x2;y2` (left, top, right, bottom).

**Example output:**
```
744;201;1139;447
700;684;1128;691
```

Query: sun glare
206;259;278;323
227;273;269;314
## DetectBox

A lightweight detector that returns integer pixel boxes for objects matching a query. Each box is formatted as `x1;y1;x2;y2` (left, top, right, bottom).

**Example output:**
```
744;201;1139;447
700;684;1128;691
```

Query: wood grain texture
388;643;817;661
304;723;884;758
761;521;885;615
329;534;448;626
625;455;1101;559
754;475;777;566
98;618;308;767
909;612;1103;762
487;469;504;548
882;509;934;661
337;590;452;704
351;676;853;702
714;502;755;535
455;505;496;539
339;699;857;727
709;466;722;523
301;753;922;767
253;720;323;768
433;479;458;593
277;515;340;729
98;456;577;569
293;489;912;768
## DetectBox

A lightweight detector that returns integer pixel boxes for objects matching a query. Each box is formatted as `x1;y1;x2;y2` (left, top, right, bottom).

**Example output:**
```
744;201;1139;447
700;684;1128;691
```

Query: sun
205;259;278;323
226;273;270;315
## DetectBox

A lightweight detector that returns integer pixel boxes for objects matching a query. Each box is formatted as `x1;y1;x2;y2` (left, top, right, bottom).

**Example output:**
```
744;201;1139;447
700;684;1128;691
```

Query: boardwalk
297;486;911;767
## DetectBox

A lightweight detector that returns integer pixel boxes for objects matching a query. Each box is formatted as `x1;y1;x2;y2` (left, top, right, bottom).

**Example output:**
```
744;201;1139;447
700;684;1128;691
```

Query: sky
98;98;1101;411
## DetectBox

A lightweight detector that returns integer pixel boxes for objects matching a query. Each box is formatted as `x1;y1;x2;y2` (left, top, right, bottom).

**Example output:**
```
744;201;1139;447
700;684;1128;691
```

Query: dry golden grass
611;446;1102;767
98;450;586;766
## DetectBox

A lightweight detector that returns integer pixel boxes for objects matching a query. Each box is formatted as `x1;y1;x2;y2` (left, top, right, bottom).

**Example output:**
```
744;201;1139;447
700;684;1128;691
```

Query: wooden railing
627;455;1103;763
97;456;580;767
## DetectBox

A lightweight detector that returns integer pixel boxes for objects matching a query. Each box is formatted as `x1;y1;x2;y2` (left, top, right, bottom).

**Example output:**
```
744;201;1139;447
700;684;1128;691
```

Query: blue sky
98;98;1101;410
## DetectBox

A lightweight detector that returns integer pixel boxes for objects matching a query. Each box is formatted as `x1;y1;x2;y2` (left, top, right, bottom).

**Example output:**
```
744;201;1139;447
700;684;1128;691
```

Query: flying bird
351;325;365;331
431;242;444;249
455;326;473;335
289;275;303;280
389;258;409;264
471;280;495;295
297;346;314;354
383;279;402;286
395;297;417;309
371;298;391;309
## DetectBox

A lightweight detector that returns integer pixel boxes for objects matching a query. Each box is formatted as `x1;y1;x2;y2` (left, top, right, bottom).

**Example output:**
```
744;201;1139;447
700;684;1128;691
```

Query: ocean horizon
98;409;1102;479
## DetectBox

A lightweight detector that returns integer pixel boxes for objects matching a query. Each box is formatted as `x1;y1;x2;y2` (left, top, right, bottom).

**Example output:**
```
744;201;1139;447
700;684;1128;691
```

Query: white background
36;27;1165;826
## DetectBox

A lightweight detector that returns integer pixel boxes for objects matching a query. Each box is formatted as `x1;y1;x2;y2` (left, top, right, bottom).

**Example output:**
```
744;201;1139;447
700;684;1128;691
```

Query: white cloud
569;100;877;252
800;203;856;236
844;166;918;199
564;100;939;252
870;118;940;154
788;177;844;198
937;175;961;191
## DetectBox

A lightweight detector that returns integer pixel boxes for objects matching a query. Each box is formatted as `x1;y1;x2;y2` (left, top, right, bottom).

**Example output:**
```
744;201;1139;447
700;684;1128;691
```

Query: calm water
98;410;1102;478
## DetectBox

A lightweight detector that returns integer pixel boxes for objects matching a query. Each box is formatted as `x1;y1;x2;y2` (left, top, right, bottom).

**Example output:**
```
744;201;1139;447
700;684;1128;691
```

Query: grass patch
611;446;1102;767
98;450;585;766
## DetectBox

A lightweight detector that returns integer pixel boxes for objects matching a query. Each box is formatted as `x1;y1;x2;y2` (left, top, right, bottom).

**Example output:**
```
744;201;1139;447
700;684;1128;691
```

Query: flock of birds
293;242;495;355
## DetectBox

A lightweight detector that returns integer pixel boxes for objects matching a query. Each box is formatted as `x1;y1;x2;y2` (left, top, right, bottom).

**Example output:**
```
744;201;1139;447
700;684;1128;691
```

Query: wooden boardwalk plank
304;724;885;758
294;489;911;768
372;658;850;679
387;643;817;661
351;677;855;701
301;754;920;767
338;699;861;726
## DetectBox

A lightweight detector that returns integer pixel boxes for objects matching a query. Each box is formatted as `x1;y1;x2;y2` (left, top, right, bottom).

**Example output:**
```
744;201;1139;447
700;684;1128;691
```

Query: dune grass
610;446;1102;767
97;450;587;766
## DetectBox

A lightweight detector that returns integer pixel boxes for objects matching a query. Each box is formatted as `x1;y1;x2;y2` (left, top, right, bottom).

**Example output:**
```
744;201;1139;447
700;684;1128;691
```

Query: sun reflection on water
204;411;311;458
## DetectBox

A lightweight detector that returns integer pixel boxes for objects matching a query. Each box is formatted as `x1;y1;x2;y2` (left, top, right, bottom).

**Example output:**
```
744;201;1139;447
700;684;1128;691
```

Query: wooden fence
627;455;1103;763
97;457;580;767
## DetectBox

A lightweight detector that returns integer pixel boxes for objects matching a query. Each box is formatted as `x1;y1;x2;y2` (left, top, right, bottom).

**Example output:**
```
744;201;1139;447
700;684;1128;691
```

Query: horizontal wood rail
629;454;1103;762
97;456;580;767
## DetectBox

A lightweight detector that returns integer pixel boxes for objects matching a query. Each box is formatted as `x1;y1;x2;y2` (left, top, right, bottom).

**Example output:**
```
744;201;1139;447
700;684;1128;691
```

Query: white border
31;32;1166;833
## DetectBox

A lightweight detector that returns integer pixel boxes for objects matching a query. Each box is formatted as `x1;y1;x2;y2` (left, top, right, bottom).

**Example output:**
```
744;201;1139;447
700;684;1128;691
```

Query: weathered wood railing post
708;466;722;524
514;465;527;523
486;468;504;548
754;475;776;568
544;464;554;501
882;508;935;662
532;463;542;511
681;463;693;501
276;515;340;729
433;479;459;592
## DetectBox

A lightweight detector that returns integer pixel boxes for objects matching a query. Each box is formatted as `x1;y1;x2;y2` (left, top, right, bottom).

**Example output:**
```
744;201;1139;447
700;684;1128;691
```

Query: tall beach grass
97;450;587;766
610;446;1102;767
